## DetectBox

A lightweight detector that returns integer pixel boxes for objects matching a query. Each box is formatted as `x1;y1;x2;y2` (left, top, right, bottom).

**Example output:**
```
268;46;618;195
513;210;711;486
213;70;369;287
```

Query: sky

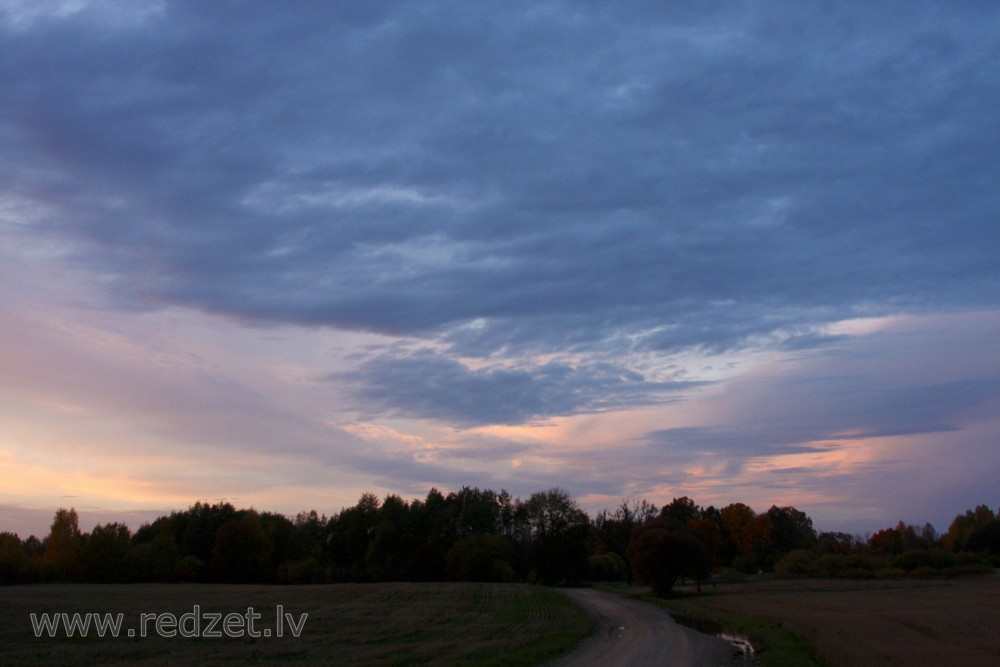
2;1;999;539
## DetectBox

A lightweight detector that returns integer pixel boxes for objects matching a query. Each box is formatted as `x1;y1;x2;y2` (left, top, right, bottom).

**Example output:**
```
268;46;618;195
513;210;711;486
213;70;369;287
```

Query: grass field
658;574;1000;667
0;583;593;666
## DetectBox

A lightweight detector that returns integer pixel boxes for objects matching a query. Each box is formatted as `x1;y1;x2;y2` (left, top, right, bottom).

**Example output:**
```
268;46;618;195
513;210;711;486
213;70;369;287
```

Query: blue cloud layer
3;2;1000;426
339;351;700;426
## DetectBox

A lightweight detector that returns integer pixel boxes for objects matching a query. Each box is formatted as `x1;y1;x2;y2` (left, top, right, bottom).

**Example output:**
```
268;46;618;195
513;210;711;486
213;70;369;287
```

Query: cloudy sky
2;1;999;538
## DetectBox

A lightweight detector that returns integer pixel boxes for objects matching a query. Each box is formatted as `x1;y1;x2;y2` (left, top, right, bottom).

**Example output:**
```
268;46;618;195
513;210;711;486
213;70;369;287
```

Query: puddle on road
670;613;756;663
718;632;755;660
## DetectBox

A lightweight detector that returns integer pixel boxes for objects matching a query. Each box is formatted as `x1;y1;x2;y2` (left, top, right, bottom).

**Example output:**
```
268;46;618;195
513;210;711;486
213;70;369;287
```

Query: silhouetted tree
365;494;415;580
720;503;771;572
628;516;710;596
587;551;628;581
966;519;1000;555
446;535;515;582
81;522;131;582
593;497;657;584
765;506;817;568
0;532;28;583
520;488;590;585
329;492;381;581
661;496;701;524
42;508;83;581
258;511;295;578
276;510;327;583
402;488;450;581
449;487;502;537
945;505;996;552
920;522;939;547
688;506;726;570
869;521;927;555
817;531;862;555
30;488;996;585
497;489;516;537
126;533;178;581
211;510;270;583
178;501;238;565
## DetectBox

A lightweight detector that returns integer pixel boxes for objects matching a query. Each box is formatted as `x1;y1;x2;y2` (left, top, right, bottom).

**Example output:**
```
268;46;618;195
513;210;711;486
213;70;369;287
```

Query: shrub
927;548;955;570
954;552;989;567
175;555;205;582
0;533;28;584
895;549;931;571
446;535;515;582
628;517;710;596
490;559;516;583
774;549;819;577
819;554;845;577
840;568;875;579
875;567;907;578
843;554;878;572
278;556;323;584
716;567;747;583
944;564;992;577
588;552;626;581
909;566;939;578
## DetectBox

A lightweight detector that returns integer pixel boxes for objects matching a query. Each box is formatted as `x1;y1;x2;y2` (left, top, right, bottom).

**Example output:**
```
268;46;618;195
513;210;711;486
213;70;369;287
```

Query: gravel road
548;588;747;667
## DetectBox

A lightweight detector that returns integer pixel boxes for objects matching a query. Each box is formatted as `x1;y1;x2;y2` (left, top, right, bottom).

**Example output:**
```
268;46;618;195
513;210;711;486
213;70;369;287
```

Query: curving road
549;589;745;667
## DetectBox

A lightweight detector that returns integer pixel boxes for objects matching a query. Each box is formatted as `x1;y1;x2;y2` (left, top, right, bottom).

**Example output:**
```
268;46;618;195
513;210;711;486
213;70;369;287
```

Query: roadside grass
0;583;593;666
595;582;827;667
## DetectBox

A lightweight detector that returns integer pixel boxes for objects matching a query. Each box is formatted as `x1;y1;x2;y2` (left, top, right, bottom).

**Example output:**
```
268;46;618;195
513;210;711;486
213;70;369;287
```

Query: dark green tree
329;492;381;581
178;501;238;565
0;532;28;583
720;503;771;572
42;508;83;581
520;488;590;585
966;519;1000;555
593;497;657;584
628;516;710;596
446;535;515;582
126;533;178;581
81;522;131;582
945;505;996;552
661;496;701;524
765;505;817;567
211;510;270;583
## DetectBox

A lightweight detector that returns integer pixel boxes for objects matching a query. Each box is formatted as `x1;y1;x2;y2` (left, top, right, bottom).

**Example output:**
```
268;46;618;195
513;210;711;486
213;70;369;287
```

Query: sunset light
1;2;998;546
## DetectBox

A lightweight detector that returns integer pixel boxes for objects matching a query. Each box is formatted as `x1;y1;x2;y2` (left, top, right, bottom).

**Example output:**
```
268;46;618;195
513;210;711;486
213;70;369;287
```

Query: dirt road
550;588;745;667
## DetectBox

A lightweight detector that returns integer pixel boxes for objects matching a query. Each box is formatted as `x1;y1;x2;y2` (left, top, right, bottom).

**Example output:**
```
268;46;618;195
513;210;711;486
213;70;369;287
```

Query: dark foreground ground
671;574;1000;667
0;582;591;666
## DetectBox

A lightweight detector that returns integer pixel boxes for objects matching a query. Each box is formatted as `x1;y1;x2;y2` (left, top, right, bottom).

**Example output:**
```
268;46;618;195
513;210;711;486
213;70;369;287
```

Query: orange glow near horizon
0;456;192;510
3;309;999;538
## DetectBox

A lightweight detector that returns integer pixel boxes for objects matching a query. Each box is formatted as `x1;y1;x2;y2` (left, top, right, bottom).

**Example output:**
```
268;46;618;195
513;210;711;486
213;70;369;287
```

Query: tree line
1;487;997;594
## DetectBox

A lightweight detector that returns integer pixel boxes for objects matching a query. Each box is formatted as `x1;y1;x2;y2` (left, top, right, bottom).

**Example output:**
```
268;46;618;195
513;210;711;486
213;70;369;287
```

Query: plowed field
678;575;1000;667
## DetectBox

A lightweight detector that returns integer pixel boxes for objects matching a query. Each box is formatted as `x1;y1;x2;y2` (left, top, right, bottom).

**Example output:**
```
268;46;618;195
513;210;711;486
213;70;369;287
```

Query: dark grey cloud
644;374;1000;458
643;377;1000;457
639;307;1000;480
3;2;1000;360
339;350;699;426
835;377;1000;439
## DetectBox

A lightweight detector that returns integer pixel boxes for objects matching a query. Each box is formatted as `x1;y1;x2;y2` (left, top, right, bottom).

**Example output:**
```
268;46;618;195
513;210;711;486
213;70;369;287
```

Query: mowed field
674;574;1000;667
0;583;592;666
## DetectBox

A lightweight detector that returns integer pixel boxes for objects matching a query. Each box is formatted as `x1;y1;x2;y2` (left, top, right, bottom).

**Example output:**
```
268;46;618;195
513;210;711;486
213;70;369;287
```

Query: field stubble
0;582;592;666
